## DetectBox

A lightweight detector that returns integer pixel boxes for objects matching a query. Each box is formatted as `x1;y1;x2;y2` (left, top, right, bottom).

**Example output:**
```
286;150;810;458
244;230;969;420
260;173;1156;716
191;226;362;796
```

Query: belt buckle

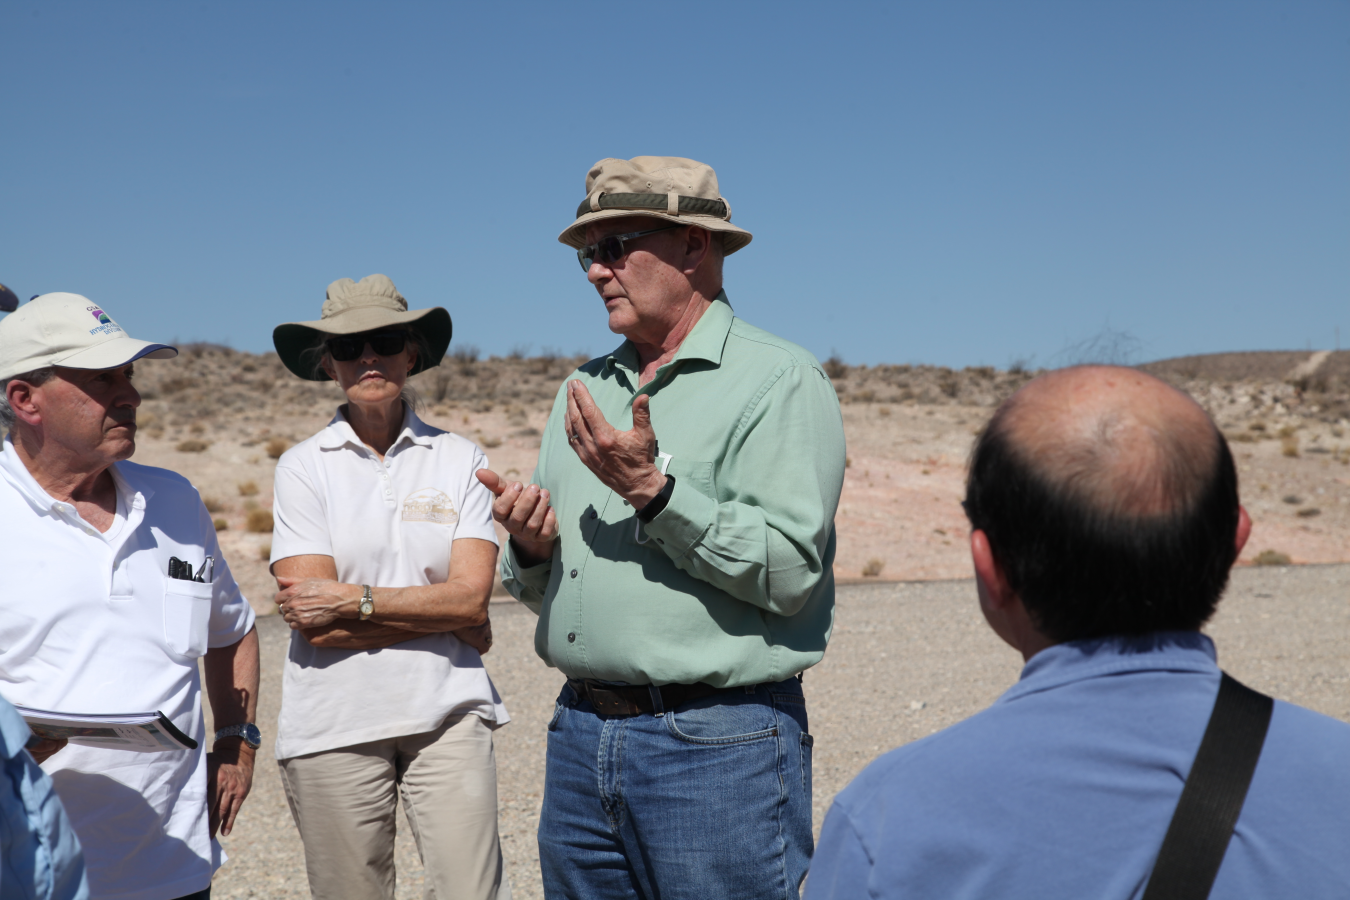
587;685;642;716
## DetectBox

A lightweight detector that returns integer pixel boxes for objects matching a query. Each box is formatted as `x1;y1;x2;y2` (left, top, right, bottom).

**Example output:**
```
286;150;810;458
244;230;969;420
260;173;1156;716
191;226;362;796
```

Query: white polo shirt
269;405;508;760
0;437;256;900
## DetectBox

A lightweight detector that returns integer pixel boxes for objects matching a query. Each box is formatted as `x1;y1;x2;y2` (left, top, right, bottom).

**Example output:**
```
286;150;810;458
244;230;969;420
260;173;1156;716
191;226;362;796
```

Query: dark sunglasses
326;331;407;362
577;223;682;271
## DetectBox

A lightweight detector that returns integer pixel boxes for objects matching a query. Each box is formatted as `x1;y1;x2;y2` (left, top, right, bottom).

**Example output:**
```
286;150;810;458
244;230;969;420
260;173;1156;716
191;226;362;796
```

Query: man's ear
681;225;711;274
5;380;43;427
1235;505;1252;557
970;529;1014;610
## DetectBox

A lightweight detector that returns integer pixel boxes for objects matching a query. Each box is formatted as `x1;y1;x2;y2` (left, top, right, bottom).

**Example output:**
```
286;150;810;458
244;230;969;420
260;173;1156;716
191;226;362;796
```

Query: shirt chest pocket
163;579;213;658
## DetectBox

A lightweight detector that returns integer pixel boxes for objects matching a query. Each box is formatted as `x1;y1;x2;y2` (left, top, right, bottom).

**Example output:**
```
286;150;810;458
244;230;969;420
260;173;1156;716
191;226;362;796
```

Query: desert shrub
1253;550;1291;566
237;480;259;497
213;518;228;531
823;355;847;380
266;437;290;459
259;544;272;561
480;435;503;448
1296;507;1321;518
1281;434;1299;457
202;496;225;513
176;439;210;453
862;558;885;577
246;509;274;533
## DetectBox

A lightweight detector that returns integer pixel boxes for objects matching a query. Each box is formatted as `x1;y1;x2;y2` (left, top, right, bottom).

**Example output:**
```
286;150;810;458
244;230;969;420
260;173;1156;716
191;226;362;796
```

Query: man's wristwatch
359;584;374;620
214;723;262;750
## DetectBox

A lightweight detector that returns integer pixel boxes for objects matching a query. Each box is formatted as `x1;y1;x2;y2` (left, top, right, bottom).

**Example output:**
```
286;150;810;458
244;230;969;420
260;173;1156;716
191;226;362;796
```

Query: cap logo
85;305;124;337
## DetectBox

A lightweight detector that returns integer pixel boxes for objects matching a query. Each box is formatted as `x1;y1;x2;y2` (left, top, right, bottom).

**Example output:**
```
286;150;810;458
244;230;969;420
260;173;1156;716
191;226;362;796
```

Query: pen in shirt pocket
168;556;214;583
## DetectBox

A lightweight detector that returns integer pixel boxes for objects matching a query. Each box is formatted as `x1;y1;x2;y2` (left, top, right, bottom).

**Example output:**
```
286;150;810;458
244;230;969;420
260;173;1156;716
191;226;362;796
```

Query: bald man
806;366;1350;899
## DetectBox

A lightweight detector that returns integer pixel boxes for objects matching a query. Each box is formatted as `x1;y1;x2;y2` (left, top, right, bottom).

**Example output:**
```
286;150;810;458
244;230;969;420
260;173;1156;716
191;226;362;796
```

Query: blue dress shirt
807;632;1350;899
0;696;89;900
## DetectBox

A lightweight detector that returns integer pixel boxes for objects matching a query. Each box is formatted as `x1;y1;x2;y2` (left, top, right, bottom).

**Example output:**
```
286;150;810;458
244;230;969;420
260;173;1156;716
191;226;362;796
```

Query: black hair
964;411;1240;642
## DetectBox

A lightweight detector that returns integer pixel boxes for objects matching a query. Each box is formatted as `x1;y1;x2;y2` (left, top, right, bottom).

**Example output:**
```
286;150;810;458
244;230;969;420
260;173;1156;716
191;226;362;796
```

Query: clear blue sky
2;1;1346;368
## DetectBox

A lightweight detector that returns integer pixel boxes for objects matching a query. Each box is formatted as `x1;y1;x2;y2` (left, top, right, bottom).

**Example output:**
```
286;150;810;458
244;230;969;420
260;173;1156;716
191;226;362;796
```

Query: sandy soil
205;565;1350;899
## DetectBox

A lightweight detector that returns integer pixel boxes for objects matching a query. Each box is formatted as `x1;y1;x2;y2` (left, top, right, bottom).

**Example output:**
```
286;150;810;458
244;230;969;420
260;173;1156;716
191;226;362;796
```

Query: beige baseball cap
558;156;753;255
0;292;177;381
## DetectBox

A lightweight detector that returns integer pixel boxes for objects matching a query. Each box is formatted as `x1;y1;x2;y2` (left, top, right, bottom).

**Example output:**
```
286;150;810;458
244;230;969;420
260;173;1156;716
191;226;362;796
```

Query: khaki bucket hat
558;156;752;255
272;274;452;382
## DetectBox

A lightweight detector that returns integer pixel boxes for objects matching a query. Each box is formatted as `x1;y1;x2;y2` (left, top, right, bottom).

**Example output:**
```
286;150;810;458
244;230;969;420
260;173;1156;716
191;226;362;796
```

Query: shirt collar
605;290;735;376
0;435;148;522
1001;631;1219;705
317;401;434;453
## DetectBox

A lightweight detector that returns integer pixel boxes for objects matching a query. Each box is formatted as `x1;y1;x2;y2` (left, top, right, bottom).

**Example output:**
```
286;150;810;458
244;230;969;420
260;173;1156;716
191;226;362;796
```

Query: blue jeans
538;678;813;900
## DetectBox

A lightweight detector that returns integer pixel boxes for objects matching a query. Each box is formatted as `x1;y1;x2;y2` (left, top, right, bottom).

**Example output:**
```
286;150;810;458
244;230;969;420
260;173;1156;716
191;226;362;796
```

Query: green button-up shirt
501;292;846;687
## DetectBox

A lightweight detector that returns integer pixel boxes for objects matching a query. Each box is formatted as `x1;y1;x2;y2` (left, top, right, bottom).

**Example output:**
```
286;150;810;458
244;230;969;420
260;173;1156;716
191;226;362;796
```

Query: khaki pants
277;713;509;900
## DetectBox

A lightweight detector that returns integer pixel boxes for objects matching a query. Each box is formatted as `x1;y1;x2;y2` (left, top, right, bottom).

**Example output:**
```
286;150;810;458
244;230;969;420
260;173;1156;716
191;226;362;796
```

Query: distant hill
1140;350;1349;385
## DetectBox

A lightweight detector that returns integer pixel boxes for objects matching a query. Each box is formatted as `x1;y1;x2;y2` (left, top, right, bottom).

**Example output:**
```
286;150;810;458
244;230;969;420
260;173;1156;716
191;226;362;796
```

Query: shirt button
568;632;576;643
589;510;597;520
658;539;665;544
570;569;578;579
623;500;629;507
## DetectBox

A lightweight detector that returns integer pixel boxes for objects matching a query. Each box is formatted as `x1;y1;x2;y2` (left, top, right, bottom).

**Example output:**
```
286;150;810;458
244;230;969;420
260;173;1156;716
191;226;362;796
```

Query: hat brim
273;306;452;382
51;338;178;373
558;210;752;256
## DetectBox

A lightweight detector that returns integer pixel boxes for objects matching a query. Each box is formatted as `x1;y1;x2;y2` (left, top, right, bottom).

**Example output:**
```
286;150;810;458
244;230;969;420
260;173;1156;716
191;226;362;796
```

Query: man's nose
587;261;611;285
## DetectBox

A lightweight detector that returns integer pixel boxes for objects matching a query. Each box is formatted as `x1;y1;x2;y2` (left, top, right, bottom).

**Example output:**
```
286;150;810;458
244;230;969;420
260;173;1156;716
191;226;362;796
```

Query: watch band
637;475;676;523
214;723;261;749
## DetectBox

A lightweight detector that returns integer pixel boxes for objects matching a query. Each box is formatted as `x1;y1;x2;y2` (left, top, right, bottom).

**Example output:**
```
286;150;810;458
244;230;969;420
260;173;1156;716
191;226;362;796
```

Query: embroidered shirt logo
401;488;457;524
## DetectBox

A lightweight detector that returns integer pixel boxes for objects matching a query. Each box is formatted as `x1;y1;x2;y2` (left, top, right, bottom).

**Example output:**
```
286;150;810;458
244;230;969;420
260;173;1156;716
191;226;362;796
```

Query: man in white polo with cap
482;156;846;898
0;293;260;900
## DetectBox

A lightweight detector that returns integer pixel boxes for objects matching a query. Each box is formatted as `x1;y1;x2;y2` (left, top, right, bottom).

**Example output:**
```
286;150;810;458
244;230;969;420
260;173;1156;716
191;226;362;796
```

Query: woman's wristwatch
214;723;262;750
359;584;374;620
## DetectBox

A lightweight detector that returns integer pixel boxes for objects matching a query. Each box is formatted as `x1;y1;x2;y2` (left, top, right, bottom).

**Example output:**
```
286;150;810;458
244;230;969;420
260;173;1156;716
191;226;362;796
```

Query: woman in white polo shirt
268;275;509;900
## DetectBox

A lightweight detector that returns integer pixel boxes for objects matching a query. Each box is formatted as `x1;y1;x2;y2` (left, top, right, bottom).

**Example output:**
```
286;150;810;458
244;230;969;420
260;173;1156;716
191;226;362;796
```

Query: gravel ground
210;563;1350;899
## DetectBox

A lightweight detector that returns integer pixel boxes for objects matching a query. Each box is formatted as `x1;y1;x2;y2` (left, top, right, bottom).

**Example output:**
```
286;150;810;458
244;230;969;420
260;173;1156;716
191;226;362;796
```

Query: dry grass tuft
202;496;226;513
246;509;275;533
862;558;885;577
176;439;211;453
265;437;290;459
1253;550;1292;566
480;435;503;449
1282;434;1300;457
1297;508;1322;518
213;518;228;531
259;544;272;561
237;480;259;497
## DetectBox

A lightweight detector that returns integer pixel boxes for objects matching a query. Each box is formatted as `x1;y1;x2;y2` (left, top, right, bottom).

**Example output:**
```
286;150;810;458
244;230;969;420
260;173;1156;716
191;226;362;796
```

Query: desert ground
17;345;1348;897
119;344;1350;606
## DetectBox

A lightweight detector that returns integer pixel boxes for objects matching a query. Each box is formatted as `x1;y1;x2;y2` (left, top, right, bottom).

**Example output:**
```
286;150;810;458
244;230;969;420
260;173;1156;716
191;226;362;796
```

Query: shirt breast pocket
163;579;213;658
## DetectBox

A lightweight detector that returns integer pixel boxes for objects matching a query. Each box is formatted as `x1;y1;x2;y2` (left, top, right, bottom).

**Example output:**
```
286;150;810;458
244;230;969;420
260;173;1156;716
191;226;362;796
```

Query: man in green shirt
478;156;846;899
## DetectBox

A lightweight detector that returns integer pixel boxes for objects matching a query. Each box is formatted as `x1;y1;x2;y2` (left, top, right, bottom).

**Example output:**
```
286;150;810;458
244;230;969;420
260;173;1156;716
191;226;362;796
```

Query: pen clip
195;556;214;583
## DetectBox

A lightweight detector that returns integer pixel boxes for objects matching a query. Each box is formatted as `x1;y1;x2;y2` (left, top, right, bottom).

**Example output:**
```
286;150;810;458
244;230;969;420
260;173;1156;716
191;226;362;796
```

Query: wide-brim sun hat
273;274;452;382
0;292;177;381
558;156;752;255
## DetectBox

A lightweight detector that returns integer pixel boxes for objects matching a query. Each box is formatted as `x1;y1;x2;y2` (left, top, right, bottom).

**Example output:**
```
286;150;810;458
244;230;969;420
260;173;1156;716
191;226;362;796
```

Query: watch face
361;600;374;615
243;724;262;748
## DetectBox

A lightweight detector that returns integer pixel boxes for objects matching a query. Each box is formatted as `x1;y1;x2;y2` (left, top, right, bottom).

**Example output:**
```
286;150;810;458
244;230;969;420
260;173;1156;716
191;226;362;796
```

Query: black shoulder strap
1141;672;1274;900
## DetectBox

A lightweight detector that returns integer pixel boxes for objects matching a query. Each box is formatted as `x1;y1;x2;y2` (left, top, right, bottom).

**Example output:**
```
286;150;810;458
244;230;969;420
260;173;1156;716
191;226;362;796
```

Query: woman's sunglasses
326;331;407;362
576;223;682;271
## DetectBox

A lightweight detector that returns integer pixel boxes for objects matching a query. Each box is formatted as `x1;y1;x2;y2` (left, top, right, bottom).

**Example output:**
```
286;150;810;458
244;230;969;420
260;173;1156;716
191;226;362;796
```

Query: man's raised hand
475;468;558;566
565;381;667;509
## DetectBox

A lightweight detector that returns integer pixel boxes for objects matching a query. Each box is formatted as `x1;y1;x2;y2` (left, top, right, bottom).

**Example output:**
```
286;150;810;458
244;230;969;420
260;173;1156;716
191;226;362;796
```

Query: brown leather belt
567;678;726;717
